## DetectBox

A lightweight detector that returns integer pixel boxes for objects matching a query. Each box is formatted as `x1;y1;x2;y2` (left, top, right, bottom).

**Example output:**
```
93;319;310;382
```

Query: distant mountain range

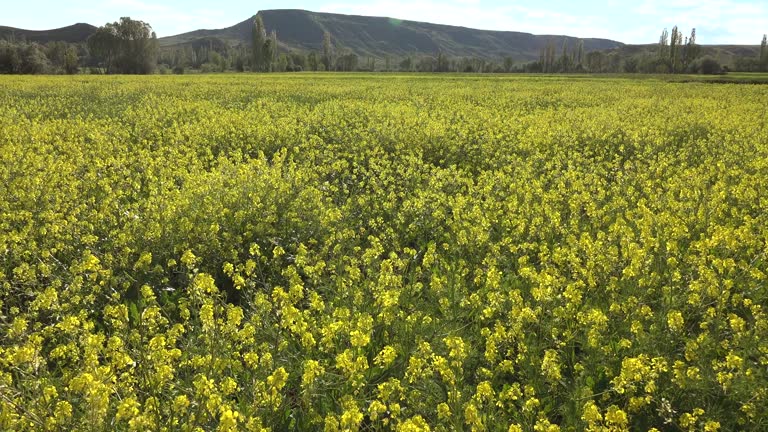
0;23;96;44
158;9;624;61
0;10;760;63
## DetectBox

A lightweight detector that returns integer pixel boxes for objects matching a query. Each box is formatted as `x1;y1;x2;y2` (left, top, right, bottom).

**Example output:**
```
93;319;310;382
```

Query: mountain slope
0;23;97;44
160;9;623;61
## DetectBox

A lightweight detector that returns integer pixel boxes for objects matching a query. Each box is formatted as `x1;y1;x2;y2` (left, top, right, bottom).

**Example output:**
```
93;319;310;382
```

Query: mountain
0;23;97;44
160;9;623;61
1;12;760;65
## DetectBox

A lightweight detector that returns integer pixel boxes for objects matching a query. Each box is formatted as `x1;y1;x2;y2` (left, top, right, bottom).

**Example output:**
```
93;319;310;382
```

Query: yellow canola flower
1;74;766;432
375;345;398;367
667;310;684;332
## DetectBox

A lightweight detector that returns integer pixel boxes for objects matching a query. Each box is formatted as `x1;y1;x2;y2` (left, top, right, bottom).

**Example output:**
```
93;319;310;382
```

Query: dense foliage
1;74;767;431
87;17;159;74
0;40;83;75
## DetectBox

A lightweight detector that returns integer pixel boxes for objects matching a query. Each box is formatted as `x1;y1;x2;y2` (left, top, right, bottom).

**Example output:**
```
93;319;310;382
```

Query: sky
3;0;767;45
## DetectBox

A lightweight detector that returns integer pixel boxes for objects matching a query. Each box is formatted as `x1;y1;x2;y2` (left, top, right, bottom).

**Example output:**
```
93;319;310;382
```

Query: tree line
157;23;768;75
734;34;768;72
2;14;767;75
0;39;82;74
529;28;768;75
0;17;158;74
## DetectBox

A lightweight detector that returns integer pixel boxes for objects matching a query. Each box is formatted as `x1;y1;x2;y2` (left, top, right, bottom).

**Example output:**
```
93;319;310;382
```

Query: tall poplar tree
658;28;669;59
540;39;556;73
252;15;267;71
670;26;679;72
322;31;334;71
688;28;700;60
576;40;585;68
271;31;278;65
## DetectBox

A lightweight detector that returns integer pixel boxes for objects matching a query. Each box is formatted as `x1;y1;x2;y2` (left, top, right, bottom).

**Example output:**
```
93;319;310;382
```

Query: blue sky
4;0;767;44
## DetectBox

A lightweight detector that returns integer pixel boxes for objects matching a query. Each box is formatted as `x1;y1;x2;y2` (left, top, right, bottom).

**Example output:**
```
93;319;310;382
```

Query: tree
140;31;159;73
290;52;307;71
250;15;281;72
670;26;680;72
0;41;22;73
399;56;412;72
337;51;358;71
540;39;556;73
275;53;288;72
87;17;158;74
322;31;334;71
117;18;157;73
623;57;639;73
45;41;79;74
307;51;319;71
586;51;606;73
733;56;760;72
20;44;50;74
234;55;245;72
558;40;571;72
63;45;79;74
209;51;227;72
687;29;700;63
270;31;278;67
417;56;436;72
251;15;266;70
503;56;514;73
436;51;450;72
761;34;768;70
698;56;722;74
263;38;275;72
658;28;669;60
252;15;267;71
87;26;118;73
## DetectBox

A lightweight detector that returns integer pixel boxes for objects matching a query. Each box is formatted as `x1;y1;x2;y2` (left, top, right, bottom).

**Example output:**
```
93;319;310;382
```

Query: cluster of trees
536;40;585;73
158;43;240;73
251;15;277;72
527;46;627;74
733;34;768;72
157;16;338;74
653;26;702;73
158;42;322;74
527;27;712;74
87;17;158;74
0;40;83;74
395;54;514;73
0;17;159;75
527;26;768;75
249;19;348;73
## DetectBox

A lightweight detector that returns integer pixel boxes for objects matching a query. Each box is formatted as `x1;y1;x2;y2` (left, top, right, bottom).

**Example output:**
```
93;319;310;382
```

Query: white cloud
320;0;613;39
318;0;767;44
66;0;230;36
631;0;768;44
9;0;764;44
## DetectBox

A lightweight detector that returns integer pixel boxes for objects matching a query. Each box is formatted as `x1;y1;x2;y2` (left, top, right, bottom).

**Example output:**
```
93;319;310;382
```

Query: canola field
1;74;767;431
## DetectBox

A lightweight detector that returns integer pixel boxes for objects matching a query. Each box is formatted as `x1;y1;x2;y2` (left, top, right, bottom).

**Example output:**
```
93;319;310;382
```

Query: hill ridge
0;23;97;43
158;9;624;61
